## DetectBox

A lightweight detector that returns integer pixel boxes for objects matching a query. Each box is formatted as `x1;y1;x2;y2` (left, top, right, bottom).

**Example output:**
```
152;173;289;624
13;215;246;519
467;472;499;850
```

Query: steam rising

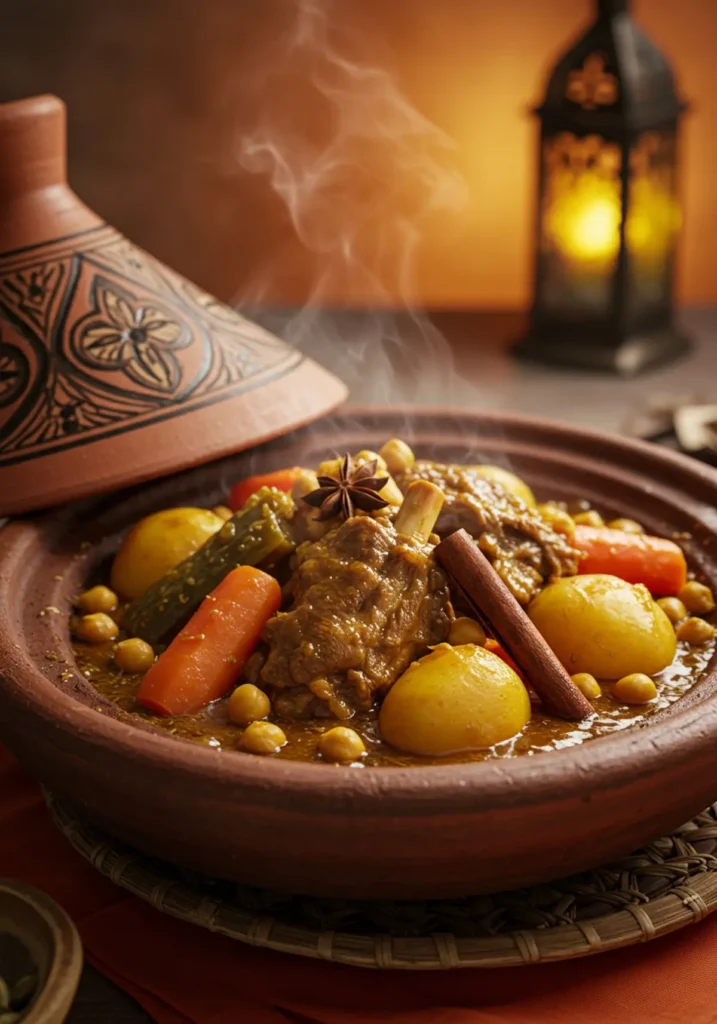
235;0;474;409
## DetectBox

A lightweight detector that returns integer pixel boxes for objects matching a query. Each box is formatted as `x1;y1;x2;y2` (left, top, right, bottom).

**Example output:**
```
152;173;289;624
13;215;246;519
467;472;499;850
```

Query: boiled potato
379;644;531;756
528;574;676;679
111;507;224;600
469;466;536;507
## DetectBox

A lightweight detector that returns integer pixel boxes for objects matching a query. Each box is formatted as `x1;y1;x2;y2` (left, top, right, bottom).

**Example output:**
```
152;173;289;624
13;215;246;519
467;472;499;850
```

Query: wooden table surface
46;306;717;1022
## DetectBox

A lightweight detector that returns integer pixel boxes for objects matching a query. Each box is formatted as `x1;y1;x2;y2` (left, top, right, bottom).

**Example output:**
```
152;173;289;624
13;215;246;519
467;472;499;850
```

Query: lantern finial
598;0;630;14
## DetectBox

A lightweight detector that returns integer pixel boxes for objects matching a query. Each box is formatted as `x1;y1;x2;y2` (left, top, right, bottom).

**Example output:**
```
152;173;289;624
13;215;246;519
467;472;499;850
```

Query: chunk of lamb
260;514;452;719
398;461;580;605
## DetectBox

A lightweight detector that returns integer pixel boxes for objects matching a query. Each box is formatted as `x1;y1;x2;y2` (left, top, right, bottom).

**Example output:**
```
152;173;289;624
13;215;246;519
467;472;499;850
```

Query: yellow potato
110;507;224;600
380;644;531;756
469;465;536;507
528;574;676;679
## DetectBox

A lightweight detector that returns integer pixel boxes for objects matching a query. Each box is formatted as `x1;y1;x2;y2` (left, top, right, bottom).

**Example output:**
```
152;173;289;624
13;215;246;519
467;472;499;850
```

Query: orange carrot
228;467;304;511
573;525;687;596
137;566;281;716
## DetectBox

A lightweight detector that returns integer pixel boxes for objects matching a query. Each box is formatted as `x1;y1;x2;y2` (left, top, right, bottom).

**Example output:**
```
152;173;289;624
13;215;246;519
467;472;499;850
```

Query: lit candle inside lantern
543;160;681;286
544;170;621;271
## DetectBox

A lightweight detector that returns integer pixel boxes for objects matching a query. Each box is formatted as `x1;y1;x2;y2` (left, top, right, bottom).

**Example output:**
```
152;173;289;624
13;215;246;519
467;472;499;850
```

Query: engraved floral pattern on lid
75;281;191;393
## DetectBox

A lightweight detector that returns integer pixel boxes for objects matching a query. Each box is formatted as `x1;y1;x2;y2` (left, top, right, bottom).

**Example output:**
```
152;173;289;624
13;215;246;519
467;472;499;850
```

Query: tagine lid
0;95;347;516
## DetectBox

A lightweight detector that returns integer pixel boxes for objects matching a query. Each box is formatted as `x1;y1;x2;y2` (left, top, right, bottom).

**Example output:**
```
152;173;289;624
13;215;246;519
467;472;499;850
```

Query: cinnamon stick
435;530;593;721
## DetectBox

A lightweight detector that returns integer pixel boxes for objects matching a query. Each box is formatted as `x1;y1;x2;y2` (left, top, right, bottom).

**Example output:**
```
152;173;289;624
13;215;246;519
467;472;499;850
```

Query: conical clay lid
0;95;347;516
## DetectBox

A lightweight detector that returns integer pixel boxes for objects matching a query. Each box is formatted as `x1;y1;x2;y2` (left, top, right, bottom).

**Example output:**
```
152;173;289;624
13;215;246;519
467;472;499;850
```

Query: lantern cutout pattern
516;0;689;374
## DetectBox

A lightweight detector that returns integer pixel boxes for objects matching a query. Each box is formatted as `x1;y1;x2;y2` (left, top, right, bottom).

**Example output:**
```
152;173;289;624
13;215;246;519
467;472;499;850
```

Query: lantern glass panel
538;132;622;315
626;129;680;319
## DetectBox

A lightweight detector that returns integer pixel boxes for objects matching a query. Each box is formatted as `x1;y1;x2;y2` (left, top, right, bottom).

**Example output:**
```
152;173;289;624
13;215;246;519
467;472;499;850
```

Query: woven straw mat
46;792;717;970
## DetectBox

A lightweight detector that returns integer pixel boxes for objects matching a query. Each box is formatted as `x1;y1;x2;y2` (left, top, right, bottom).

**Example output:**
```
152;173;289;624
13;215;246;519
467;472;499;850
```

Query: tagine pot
3;409;717;900
0;95;346;516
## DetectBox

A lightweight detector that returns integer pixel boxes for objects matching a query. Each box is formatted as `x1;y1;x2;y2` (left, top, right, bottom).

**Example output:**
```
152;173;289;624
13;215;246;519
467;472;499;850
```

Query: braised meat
260;514;452;719
398;461;580;605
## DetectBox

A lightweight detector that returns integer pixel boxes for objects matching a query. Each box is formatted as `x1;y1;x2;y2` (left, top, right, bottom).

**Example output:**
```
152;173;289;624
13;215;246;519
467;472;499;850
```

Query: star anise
303;453;390;522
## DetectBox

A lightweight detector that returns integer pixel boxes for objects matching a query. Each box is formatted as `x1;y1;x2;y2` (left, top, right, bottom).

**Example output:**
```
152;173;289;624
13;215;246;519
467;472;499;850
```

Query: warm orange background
0;0;715;307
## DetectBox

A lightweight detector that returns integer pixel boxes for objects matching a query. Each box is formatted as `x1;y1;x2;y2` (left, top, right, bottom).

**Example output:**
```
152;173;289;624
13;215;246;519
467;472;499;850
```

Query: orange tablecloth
1;744;715;1024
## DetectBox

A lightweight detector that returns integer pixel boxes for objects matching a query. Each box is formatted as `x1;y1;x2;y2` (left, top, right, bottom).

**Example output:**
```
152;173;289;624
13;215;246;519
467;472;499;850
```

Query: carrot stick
137;566;281;716
229;468;304;511
573;525;687;596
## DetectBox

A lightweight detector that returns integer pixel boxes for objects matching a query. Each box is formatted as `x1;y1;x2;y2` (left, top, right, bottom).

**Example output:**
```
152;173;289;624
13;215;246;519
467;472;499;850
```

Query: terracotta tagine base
0;95;346;515
2;409;717;900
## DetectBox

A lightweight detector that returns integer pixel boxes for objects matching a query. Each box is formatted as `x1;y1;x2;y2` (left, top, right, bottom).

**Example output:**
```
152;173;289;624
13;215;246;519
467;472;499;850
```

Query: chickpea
291;470;321;502
537;503;575;538
657;596;688;625
240;721;287;755
379;438;415;476
211;505;234;522
317;457;342;478
355;449;389;472
318;726;366;763
228;683;271;725
678;581;716;615
607;518;644;535
572;510;605;528
448;617;486;647
377;475;405;507
74;612;118;643
613;673;657;705
114;637;155;673
76;585;118;614
571;673;601;701
676;617;717;645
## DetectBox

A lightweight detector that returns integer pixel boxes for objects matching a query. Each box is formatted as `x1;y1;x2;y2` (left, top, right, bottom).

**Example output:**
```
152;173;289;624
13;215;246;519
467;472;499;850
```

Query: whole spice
303;453;389;521
436;529;592;721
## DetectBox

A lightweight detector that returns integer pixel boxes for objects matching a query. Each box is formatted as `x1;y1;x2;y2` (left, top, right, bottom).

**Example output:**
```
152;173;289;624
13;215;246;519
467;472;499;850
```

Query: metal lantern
516;0;689;374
